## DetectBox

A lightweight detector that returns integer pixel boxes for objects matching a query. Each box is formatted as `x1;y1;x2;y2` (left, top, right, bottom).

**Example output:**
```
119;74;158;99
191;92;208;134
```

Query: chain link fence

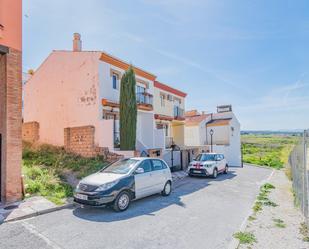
288;130;309;225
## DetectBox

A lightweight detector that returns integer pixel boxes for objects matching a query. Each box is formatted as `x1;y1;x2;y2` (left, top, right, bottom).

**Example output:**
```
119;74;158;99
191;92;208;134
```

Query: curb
3;203;75;224
243;163;277;170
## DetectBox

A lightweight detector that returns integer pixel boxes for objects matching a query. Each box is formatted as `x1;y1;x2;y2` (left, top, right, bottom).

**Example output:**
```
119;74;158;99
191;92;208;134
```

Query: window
136;85;146;103
167;94;173;101
112;74;118;89
102;159;139;174
164;124;169;137
138;160;152;173
152;159;164;171
160;94;165;107
195;154;216;161
216;154;224;161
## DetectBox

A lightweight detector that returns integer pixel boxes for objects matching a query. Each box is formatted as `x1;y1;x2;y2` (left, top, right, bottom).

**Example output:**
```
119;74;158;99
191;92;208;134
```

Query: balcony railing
136;92;153;106
174;106;184;118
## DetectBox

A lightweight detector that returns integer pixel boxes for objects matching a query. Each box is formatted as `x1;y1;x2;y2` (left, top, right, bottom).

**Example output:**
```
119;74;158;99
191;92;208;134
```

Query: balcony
173;106;185;120
137;92;153;111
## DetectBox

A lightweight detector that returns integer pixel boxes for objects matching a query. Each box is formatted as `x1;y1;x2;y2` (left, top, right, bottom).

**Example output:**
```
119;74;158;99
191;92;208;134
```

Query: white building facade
23;34;164;156
184;106;241;166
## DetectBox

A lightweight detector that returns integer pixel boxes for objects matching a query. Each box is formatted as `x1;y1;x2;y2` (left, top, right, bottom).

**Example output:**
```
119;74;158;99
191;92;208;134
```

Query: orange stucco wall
0;0;22;51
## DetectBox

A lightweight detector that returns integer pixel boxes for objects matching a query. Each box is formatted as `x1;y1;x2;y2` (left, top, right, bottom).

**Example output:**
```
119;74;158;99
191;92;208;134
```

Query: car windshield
195;154;216;161
102;159;139;174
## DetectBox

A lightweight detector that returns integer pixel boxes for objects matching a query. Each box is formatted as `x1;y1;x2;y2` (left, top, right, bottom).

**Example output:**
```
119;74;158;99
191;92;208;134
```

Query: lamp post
210;129;214;152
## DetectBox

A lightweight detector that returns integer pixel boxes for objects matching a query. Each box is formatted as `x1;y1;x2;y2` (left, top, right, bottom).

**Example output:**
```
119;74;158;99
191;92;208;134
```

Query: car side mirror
135;167;145;174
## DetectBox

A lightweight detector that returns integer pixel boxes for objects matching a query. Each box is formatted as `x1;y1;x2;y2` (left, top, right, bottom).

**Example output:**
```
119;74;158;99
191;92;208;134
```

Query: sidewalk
0;196;72;224
238;170;309;249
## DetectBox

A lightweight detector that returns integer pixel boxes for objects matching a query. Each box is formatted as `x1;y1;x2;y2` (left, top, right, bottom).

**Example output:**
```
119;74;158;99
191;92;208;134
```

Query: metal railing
173;106;184;118
289;130;309;225
136;92;153;106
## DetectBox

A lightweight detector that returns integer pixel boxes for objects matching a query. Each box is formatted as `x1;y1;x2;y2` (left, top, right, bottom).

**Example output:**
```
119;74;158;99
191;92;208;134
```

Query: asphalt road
0;165;272;249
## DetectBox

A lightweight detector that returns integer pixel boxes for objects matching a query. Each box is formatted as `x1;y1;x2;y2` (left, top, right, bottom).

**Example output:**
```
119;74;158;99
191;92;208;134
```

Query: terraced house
23;34;181;158
153;81;187;149
184;105;241;166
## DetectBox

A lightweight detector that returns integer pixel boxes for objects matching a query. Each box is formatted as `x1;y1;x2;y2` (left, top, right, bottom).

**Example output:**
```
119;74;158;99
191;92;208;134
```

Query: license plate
75;193;88;200
193;170;201;173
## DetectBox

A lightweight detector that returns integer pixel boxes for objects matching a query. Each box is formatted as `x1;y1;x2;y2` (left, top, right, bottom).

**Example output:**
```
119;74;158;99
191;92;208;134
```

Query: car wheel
224;165;228;174
113;191;131;212
161;181;172;196
212;168;218;179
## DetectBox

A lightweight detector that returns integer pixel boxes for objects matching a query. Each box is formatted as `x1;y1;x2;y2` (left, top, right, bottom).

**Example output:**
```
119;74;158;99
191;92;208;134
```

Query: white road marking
21;221;63;249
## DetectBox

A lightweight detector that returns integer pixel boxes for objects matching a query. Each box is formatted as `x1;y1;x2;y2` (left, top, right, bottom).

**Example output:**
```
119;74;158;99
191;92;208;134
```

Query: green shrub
234;232;257;244
241;135;299;169
22;142;107;205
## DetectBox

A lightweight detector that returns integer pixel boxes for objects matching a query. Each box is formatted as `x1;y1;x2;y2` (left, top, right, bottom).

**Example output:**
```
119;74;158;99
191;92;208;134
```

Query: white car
187;153;228;178
74;158;172;212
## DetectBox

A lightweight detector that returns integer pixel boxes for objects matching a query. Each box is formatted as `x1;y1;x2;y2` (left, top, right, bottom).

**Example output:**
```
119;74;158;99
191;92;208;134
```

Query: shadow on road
72;170;237;223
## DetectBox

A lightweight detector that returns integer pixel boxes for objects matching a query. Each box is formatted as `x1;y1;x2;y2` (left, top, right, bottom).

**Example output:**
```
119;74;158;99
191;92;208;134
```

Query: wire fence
288;130;309;225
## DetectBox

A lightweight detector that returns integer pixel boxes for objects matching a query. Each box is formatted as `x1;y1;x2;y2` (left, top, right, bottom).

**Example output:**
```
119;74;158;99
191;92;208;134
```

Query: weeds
233;232;257;245
248;216;256;221
273;218;286;228
300;222;309;242
22;141;108;205
253;202;263;213
253;183;277;213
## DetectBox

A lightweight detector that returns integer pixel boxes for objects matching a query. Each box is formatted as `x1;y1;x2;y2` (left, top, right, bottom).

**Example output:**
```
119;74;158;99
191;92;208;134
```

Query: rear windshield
102;159;139;174
195;154;216;161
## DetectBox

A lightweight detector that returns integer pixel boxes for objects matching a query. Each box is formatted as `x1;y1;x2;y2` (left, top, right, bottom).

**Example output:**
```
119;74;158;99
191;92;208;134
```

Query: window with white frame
112;73;118;89
160;93;165;107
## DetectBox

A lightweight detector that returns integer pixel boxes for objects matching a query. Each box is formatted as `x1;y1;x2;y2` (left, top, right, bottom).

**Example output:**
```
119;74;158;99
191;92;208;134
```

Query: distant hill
241;130;303;136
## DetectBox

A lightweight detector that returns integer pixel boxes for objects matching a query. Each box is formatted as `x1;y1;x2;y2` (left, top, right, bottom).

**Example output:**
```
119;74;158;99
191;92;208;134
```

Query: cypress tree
119;66;137;150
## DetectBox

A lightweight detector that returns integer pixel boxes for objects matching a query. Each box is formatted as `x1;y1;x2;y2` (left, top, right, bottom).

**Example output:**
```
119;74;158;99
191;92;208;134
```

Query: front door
134;159;154;199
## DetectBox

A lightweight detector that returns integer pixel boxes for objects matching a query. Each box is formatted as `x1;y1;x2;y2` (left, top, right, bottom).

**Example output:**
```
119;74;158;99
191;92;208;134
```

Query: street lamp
209;129;214;152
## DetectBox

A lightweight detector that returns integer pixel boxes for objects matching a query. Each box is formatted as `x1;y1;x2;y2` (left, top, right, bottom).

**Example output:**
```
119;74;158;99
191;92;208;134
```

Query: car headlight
95;180;119;192
205;164;213;168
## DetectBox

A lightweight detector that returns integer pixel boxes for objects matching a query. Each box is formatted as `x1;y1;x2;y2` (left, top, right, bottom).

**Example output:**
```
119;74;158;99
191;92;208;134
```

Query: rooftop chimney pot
73;33;82;52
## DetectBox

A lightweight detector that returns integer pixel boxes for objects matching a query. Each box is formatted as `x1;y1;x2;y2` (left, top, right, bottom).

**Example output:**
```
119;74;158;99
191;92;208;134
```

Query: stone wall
64;125;98;157
22;121;39;143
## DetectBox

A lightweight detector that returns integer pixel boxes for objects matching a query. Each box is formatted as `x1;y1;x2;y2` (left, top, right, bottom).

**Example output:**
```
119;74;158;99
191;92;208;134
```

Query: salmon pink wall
0;0;22;50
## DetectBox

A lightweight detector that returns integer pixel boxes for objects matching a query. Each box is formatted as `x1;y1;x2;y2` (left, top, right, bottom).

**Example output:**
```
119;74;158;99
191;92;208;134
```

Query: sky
23;0;309;131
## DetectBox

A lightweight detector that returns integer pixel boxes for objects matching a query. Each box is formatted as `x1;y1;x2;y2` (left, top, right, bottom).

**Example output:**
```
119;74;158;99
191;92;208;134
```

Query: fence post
304;130;309;226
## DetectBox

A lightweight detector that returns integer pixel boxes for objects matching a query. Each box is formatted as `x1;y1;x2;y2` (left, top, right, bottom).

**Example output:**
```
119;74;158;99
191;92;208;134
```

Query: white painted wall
206;125;230;145
184;126;200;146
154;128;165;149
184;119;207;146
153;87;185;117
137;111;155;149
211;113;241;166
97;119;114;150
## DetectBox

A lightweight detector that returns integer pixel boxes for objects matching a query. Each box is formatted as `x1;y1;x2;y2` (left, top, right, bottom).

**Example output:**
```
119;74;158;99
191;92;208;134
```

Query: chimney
73;33;82;52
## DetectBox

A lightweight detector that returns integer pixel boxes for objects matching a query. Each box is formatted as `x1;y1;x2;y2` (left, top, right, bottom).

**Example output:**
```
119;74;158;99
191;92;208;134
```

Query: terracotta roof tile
185;114;210;126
